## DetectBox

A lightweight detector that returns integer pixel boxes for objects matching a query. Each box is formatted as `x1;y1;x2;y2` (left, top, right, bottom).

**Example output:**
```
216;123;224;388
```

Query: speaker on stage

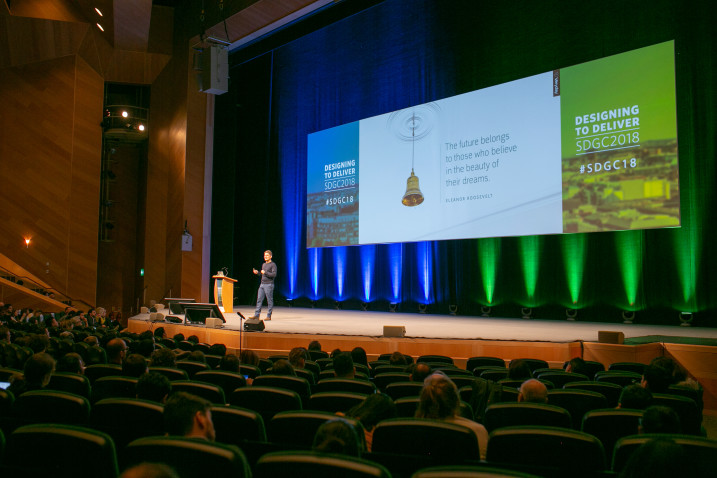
383;325;406;337
205;317;223;328
598;330;625;344
244;318;265;332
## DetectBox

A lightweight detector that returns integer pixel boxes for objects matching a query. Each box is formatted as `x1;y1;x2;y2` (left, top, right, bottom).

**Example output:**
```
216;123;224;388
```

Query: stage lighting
521;307;533;319
679;311;693;326
449;304;458;316
389;302;398;313
418;303;427;314
360;302;369;311
334;300;341;310
311;300;317;308
480;306;491;317
566;308;577;321
621;310;635;324
286;298;294;308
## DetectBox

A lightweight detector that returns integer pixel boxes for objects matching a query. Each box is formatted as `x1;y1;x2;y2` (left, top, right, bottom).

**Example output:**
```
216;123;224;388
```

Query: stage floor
136;306;717;345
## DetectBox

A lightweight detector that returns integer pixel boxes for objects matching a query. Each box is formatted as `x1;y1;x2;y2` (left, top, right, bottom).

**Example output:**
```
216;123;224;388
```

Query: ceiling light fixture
96;23;104;32
94;7;103;16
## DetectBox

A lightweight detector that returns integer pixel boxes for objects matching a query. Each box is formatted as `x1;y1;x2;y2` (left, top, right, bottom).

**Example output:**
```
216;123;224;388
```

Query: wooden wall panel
7;0;85;23
104;49;170;84
113;0;152;52
0;15;87;67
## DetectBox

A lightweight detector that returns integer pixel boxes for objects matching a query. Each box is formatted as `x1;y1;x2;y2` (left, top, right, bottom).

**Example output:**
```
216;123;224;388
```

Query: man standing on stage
249;250;277;320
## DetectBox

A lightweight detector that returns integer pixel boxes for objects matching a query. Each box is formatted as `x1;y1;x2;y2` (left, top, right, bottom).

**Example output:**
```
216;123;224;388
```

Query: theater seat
581;408;643;463
546;389;608;429
314;378;376;395
91;398;164;452
612;433;717;474
12;390;90;427
229;386;302;422
483;402;572;433
211;405;267;445
47;371;91;400
171;380;226;404
306;392;366;414
255;450;391;478
268;410;365;449
412;464;542;478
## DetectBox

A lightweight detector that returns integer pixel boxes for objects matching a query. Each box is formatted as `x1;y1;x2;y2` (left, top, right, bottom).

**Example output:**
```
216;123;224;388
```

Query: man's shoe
265;317;272;321
247;316;259;320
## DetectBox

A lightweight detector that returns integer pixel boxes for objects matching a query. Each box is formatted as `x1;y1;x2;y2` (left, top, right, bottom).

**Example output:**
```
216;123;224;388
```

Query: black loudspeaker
244;318;265;332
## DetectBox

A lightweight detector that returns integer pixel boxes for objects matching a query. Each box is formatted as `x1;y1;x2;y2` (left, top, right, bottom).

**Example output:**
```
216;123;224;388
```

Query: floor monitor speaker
244;318;265;332
598;330;625;344
383;325;406;337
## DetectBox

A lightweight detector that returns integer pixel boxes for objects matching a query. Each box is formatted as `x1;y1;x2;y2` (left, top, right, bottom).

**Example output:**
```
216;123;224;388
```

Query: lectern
212;274;237;313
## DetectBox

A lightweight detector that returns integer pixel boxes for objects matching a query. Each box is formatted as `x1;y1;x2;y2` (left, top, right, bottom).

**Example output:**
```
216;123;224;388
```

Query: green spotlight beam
519;235;541;307
561;234;587;306
615;230;643;310
478;237;499;304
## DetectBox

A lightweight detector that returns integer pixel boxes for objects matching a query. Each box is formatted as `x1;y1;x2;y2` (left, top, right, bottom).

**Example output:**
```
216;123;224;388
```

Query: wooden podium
212;274;237;313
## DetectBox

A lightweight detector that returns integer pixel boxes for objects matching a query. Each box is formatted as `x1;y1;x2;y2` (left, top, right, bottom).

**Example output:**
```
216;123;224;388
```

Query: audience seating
564;381;623;408
594;370;641;387
0;367;21;382
372;372;410;391
295;368;316;384
417;355;454;365
466;356;506;371
479;369;509;381
171;380;226;404
509;359;549;374
314;378;376;395
412;464;542;478
546;389;608;429
91;397;164;452
239;364;262;379
230;386;302;422
608;362;646;375
306;392;366;413
258;358;274;372
483;403;572;433
487;425;606;472
47;371;91;399
612;433;717;474
0;388;15;418
124;435;251;478
268;410;364;448
582;361;606;380
148;366;189;381
92;376;138;403
385;381;423;400
581;408;643;463
253;375;312;404
12;390;91;427
3;424;118;478
373;365;406;376
194;370;247;396
666;384;703;411
177;340;195;351
211;404;267;445
176;361;209;378
160;338;176;349
304;360;321;377
84;364;122;383
255;450;391;478
308;350;329;361
372;417;481;461
204;354;223;369
536;371;589;389
193;343;211;354
651;392;702;435
394;397;473;420
315;357;334;370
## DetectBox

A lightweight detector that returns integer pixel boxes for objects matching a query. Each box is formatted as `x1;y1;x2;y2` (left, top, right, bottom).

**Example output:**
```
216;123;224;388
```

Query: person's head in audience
186;350;206;364
640;405;681;434
289;347;308;370
389;351;407;366
618;384;653;409
508;359;533;380
56;352;85;375
123;353;149;377
308;340;322;351
153;327;167;341
239;349;259;366
208;343;227;356
173;333;185;343
164;392;216;441
84;335;99;347
330;348;342;358
9;352;56;396
0;326;10;342
641;362;673;393
137;372;172;403
346;393;397;435
28;333;49;353
150;348;177;368
107;338;128;364
416;372;460;419
312;418;361;457
518;379;548;403
409;363;432;382
219;354;241;373
187;335;199;345
351;347;369;367
136;339;156;358
565;357;587;375
138;330;155;343
120;462;180;478
271;359;296;376
618;438;686;478
333;352;355;379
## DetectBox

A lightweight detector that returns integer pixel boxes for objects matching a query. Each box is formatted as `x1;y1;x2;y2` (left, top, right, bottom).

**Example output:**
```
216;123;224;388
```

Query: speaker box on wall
200;45;228;95
598;330;625;344
383;325;406;337
244;318;265;332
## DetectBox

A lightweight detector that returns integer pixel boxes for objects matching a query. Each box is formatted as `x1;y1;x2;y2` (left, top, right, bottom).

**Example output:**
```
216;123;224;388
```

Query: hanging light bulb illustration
402;112;424;207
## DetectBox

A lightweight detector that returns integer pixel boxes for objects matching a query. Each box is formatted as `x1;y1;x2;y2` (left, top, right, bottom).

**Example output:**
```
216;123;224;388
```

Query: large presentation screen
307;41;679;247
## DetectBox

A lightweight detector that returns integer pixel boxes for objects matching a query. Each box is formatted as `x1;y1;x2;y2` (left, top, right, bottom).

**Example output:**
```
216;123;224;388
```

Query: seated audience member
618;438;686;478
120;462;180;478
150;348;178;368
641;361;673;393
0;325;11;342
640;405;682;434
185;350;206;364
351;347;369;368
308;340;322;352
136;339;156;358
123;353;149;377
312;418;362;457
508;359;533;380
239;349;260;366
107;338;128;365
172;333;185;344
28;333;50;353
333;352;355;379
208;343;227;356
56;352;86;375
565;357;588;375
330;348;342;358
409;363;432;382
389;351;407;366
84;335;99;347
8;352;56;396
518;379;548;403
186;335;199;345
415;372;489;459
270;359;296;376
618;384;653;409
218;354;241;373
345;393;397;451
153;327;167;340
289;347;308;370
164;392;216;441
137;372;172;403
